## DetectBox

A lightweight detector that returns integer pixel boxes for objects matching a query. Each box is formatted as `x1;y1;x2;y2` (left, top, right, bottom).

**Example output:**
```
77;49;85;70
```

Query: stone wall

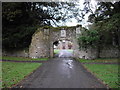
78;48;98;59
100;46;119;58
74;47;98;59
2;26;80;58
29;30;50;58
73;26;119;59
2;25;119;59
29;26;77;58
2;49;29;57
75;46;119;59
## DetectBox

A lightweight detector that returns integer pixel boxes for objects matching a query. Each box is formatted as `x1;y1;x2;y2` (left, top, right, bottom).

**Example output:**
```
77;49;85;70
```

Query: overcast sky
61;0;97;28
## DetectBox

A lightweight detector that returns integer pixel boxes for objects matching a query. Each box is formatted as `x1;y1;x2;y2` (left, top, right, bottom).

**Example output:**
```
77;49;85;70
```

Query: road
14;50;107;88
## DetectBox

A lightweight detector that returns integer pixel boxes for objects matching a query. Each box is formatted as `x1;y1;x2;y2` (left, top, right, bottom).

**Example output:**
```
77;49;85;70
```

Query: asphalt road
14;50;107;88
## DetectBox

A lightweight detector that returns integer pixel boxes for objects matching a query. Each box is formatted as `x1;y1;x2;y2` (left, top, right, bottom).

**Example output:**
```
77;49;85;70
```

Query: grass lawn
79;59;119;88
2;62;41;88
0;62;2;88
54;49;60;54
1;56;48;61
79;58;119;63
54;49;73;54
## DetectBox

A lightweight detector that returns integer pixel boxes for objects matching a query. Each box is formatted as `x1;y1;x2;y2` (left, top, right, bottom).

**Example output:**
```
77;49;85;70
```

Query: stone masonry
2;25;119;59
29;26;77;58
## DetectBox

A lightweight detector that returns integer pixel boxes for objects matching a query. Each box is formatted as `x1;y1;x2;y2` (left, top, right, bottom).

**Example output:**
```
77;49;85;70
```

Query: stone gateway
29;26;79;58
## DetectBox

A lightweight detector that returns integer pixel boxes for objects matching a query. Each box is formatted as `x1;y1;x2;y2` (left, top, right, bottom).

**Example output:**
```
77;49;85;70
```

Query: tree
2;2;82;50
89;2;120;50
78;1;120;58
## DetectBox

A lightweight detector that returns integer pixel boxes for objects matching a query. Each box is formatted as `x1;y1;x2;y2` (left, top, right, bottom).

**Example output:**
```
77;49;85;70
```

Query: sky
61;0;97;28
36;0;98;28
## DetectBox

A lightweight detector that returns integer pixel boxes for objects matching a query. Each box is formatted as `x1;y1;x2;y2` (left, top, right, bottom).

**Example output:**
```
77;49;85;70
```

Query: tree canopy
2;2;82;50
77;1;120;58
78;1;120;48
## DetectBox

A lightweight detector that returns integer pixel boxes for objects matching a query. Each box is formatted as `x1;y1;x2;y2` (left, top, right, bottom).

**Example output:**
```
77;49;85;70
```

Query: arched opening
53;39;73;58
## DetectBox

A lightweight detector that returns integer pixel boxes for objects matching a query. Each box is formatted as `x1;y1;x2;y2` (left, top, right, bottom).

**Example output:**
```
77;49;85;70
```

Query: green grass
0;61;2;88
2;62;41;88
79;58;119;63
79;59;119;88
2;56;48;61
54;49;73;54
54;49;60;54
84;64;119;88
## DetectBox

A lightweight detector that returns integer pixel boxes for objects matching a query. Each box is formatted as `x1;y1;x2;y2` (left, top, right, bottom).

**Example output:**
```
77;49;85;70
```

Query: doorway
53;40;73;58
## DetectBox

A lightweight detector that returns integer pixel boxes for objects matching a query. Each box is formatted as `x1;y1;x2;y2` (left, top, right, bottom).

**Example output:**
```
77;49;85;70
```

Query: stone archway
29;26;81;58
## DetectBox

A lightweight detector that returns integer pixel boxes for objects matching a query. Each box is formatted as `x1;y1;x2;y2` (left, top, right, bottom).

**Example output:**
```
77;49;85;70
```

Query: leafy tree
78;29;99;48
78;1;120;58
89;2;120;48
2;2;82;50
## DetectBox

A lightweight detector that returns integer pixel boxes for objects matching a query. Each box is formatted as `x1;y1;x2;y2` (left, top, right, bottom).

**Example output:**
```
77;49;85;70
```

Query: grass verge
79;59;119;88
1;56;48;61
2;62;41;88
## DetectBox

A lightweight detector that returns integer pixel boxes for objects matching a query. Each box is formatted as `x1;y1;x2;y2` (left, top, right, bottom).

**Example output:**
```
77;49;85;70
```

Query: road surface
14;50;107;88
